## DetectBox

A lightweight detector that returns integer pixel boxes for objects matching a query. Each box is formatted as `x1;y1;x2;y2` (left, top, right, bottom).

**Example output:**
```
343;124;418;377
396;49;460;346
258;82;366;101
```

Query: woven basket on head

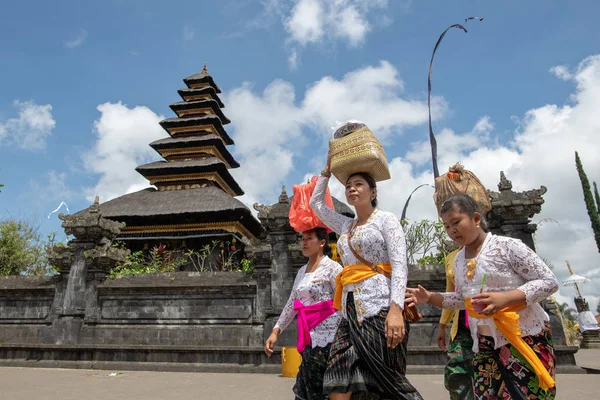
433;163;492;216
329;126;391;184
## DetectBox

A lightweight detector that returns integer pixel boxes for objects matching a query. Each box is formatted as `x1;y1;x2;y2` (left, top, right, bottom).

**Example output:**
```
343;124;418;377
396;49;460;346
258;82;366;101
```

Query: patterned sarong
293;344;331;400
323;293;423;399
473;322;556;399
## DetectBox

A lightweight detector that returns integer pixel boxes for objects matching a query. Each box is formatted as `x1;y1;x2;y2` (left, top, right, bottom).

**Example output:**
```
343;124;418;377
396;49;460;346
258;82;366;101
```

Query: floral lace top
309;176;408;323
274;256;343;348
440;233;559;352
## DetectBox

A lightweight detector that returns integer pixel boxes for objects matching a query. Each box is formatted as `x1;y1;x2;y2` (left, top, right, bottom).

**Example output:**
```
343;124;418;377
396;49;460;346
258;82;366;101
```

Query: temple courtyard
1;350;598;399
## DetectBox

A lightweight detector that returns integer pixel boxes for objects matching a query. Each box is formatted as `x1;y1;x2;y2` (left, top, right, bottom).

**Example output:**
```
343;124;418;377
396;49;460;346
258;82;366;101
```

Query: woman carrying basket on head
265;177;343;400
310;121;423;400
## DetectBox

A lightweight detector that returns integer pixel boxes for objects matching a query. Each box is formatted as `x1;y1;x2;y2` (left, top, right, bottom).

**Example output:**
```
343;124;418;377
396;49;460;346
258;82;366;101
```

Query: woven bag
433;163;492;216
329;126;391;184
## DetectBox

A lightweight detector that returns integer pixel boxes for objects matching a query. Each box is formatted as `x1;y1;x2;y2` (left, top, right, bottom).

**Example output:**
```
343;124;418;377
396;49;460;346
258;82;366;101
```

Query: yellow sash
333;263;392;310
465;299;555;390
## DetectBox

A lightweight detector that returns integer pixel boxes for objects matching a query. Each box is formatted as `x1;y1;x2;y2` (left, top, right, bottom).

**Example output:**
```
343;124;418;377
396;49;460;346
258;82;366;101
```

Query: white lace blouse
274;256;343;349
309;176;408;323
440;233;559;352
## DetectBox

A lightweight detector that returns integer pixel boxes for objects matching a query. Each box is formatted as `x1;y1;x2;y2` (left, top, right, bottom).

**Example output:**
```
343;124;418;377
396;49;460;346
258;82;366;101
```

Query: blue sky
1;0;600;308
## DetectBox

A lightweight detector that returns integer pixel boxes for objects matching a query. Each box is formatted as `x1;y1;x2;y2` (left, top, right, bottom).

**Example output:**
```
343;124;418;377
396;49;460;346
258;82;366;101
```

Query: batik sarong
473;322;556;400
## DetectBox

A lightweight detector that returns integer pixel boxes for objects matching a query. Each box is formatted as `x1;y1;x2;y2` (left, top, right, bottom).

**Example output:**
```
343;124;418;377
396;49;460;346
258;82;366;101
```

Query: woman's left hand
385;303;405;348
471;292;510;315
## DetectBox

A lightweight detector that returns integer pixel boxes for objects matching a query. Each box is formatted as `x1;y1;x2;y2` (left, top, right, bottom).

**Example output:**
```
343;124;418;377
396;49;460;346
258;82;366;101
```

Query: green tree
596;302;600;315
575;152;600;253
0;219;55;275
594;181;600;213
556;302;577;322
402;219;450;265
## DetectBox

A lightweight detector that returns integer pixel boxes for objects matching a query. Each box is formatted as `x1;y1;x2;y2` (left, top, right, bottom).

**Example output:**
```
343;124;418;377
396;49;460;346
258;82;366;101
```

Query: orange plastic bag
289;176;334;233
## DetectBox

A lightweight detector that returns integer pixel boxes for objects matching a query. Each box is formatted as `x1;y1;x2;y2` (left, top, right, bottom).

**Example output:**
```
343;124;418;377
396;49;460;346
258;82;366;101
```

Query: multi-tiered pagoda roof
95;65;262;241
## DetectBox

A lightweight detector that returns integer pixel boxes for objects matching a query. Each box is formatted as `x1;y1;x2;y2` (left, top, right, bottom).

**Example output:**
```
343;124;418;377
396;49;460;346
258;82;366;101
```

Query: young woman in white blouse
310;157;423;399
407;194;559;399
265;227;342;400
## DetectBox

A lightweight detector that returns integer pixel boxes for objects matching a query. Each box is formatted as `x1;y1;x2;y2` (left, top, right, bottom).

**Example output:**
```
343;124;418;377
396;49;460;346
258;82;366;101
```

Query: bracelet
320;169;331;177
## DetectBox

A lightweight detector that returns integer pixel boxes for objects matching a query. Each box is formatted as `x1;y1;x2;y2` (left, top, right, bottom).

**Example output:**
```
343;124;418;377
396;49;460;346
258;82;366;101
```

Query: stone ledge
0;343;585;374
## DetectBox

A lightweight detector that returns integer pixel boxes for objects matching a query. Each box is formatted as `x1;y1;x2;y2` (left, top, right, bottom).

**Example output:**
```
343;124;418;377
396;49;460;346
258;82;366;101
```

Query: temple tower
93;64;262;260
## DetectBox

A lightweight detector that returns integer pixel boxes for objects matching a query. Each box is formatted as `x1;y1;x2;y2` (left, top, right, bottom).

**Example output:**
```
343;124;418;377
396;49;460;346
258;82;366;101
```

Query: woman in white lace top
265;228;341;400
407;194;558;399
310;153;423;399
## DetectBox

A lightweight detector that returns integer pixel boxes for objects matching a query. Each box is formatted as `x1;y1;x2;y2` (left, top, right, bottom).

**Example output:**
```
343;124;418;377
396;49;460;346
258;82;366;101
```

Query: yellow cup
281;347;302;377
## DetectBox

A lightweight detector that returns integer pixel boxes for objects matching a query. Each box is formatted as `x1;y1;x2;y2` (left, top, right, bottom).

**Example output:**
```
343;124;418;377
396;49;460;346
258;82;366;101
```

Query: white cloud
288;48;299;70
183;25;195;41
0;101;56;150
65;29;88;48
549;65;572;81
286;0;324;46
82;102;167;203
302;61;444;138
259;0;389;68
405;116;493;166
284;0;387;47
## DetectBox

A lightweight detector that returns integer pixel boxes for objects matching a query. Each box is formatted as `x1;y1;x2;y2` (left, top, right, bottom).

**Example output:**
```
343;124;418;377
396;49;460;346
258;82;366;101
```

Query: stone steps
0;343;585;374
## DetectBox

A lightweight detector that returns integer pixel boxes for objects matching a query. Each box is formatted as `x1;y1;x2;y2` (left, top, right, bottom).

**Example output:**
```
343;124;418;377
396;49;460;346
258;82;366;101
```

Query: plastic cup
462;283;487;313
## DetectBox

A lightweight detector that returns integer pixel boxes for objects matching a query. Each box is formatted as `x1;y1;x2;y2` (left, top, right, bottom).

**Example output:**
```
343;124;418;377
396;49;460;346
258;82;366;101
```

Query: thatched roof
177;87;224;108
159;115;233;145
100;187;245;217
183;69;222;93
136;158;243;196
149;135;239;168
169;99;230;125
93;186;263;238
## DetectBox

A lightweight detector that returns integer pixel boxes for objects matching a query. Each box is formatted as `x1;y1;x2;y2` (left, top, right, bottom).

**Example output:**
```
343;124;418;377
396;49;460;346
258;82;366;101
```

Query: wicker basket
433;163;492;216
329;126;391;184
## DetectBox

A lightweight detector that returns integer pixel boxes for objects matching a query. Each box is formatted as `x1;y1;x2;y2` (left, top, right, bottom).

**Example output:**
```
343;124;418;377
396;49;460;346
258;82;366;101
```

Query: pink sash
294;299;336;353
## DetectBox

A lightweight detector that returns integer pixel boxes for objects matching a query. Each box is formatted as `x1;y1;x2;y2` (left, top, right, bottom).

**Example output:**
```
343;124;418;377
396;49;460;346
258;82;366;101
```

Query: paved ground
0;350;598;399
0;367;597;400
574;348;600;371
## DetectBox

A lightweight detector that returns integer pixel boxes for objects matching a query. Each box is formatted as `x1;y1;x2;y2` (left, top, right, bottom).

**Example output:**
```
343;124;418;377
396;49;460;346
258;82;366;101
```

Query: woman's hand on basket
385;302;405;348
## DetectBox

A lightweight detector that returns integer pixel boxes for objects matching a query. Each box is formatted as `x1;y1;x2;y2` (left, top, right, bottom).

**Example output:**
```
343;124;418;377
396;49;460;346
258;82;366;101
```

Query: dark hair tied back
440;193;489;232
311;227;332;257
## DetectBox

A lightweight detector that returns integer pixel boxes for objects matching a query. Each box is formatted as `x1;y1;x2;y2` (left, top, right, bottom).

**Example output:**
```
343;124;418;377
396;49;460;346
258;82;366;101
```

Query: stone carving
47;198;129;274
487;171;548;251
253;203;272;219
